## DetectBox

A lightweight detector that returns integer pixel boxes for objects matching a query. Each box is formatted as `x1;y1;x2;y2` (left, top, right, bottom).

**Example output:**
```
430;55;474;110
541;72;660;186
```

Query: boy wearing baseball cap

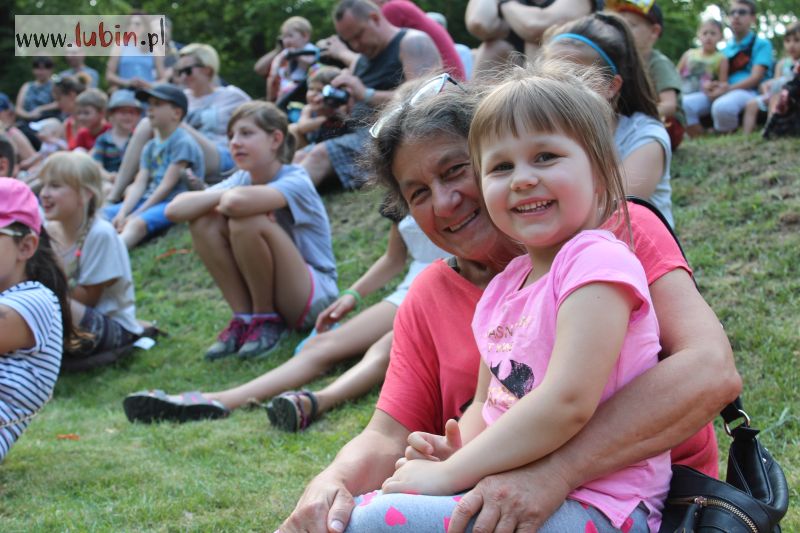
612;1;687;149
103;83;204;249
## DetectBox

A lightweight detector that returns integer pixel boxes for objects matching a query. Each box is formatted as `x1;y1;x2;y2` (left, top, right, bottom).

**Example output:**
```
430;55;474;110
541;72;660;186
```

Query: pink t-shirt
378;203;717;476
473;230;670;531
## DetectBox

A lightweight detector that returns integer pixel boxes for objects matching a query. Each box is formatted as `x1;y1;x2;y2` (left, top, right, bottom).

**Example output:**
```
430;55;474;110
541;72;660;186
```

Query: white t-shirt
56;217;142;335
185;85;251;148
615;112;674;228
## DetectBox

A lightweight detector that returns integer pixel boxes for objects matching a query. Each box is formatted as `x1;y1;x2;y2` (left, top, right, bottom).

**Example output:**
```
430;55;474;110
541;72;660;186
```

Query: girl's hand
382;459;456;496
314;293;357;332
398;419;462;466
112;213;128;233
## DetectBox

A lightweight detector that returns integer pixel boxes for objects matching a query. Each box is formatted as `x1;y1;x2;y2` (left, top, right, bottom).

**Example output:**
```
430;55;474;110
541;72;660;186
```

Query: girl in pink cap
0;178;74;461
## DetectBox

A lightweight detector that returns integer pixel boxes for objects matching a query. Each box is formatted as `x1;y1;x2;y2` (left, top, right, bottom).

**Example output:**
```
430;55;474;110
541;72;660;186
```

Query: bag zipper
667;496;758;533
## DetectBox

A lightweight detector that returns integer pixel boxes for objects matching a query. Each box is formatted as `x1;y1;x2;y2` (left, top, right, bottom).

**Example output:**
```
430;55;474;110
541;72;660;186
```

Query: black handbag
659;398;789;532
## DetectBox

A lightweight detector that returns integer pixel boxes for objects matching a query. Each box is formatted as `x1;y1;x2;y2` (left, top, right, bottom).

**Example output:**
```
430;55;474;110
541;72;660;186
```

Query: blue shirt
140;127;204;200
724;31;774;86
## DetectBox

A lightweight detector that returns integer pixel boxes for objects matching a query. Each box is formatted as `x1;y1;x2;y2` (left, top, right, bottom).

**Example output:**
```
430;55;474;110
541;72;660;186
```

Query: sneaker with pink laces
237;317;286;359
205;317;248;360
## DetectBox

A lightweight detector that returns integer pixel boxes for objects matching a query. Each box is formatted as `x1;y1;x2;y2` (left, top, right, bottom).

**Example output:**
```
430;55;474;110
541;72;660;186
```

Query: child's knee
227;213;276;238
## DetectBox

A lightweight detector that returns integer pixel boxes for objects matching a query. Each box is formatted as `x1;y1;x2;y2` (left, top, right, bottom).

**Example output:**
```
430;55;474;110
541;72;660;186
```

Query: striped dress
0;281;63;461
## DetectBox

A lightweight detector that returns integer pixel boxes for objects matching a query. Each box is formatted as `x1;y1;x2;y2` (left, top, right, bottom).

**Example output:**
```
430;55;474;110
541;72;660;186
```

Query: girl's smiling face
479;126;600;255
39;178;83;222
228;116;282;173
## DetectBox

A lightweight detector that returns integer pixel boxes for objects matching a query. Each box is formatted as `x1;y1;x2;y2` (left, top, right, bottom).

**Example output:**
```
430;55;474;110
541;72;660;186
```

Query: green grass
1;135;798;531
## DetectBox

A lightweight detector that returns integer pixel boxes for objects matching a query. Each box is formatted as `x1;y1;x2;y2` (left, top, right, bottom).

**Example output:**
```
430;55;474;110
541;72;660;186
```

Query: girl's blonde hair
227;101;296;164
39;151;105;221
468;59;630;237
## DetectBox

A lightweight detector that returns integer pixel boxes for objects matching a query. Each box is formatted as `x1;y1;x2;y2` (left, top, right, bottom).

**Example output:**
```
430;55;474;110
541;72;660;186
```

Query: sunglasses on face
369;73;463;139
0;227;24;238
729;8;752;17
177;64;203;77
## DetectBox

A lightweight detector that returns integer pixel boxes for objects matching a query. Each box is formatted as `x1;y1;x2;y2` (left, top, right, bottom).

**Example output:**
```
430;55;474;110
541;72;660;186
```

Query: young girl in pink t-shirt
345;62;671;532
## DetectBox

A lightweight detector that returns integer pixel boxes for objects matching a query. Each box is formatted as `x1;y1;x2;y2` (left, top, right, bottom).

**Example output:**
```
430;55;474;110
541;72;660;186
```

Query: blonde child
91;90;143;183
39;152;143;369
0;178;72;461
70;88;111;151
17;118;66;191
743;22;800;134
346;63;670;532
677;18;729;137
267;17;319;104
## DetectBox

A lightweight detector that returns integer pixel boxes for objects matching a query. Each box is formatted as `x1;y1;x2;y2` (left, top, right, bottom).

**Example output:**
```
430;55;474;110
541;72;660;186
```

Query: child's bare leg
69;299;87;326
742;98;761;134
120;217;148;249
189;212;252;313
228;214;311;325
109;119;152;203
205;301;396;409
312;330;394;415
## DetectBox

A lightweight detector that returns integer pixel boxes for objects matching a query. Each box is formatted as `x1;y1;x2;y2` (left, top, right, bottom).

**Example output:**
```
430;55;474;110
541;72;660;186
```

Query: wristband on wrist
340;288;363;309
363;87;376;104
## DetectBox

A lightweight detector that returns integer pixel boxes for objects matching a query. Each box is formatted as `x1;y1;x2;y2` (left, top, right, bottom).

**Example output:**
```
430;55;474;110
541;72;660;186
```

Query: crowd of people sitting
0;0;796;530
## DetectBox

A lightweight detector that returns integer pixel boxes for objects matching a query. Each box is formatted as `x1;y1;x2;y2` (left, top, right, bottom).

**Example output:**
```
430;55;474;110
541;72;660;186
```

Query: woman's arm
105;55;129;88
465;0;509;41
448;268;740;533
385;282;636;495
0;304;35;354
500;0;590;45
164;189;227;222
621;141;665;200
280;409;409;533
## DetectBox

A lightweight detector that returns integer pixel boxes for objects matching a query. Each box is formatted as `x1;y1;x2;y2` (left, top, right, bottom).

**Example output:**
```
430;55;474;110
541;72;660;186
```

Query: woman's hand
279;473;356;533
382;459;456;496
398;419;462;466
314;293;357;332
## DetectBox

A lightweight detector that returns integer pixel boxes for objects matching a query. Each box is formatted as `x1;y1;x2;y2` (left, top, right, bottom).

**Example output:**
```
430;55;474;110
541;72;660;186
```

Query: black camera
285;48;320;61
322;84;350;107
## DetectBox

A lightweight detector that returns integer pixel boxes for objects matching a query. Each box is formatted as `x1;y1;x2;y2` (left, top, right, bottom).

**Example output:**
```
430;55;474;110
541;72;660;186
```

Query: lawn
0;134;797;531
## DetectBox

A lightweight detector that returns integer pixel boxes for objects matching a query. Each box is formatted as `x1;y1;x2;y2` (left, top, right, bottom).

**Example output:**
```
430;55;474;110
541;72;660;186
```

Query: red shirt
69;121;111;151
378;202;719;477
381;0;466;81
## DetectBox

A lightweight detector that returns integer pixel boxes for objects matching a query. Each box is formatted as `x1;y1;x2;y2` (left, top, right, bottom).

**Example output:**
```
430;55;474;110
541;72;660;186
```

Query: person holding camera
301;0;441;190
266;17;321;105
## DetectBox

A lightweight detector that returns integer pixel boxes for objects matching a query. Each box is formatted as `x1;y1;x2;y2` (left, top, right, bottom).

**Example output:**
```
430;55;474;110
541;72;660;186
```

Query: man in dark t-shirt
301;0;441;190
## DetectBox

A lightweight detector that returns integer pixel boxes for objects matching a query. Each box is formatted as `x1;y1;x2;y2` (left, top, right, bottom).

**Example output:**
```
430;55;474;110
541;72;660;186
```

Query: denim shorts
67;306;139;357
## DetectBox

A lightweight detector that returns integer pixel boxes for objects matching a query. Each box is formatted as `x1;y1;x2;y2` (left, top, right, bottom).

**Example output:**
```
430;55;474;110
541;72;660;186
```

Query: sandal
266;390;319;432
122;390;230;424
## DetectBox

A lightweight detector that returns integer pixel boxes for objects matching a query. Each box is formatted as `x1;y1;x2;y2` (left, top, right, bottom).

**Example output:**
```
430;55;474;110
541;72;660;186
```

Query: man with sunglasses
685;0;773;133
301;0;441;191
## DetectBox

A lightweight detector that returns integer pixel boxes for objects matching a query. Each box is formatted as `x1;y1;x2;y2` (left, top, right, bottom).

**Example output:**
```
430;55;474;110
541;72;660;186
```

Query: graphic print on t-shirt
489;359;534;399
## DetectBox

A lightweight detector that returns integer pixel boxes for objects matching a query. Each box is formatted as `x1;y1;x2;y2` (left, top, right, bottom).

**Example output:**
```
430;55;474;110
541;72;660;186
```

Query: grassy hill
0;134;797;531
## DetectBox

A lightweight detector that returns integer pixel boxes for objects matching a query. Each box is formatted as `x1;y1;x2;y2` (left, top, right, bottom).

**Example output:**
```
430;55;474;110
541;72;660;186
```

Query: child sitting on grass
677;18;729;137
289;66;350;161
40;152;143;371
0;178;72;461
612;1;686;149
743;22;800;134
103;83;204;249
69;89;111;151
268;16;320;105
91;90;142;184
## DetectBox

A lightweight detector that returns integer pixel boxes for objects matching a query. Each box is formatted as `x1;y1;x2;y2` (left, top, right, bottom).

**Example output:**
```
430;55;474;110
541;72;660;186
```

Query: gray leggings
344;491;650;533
